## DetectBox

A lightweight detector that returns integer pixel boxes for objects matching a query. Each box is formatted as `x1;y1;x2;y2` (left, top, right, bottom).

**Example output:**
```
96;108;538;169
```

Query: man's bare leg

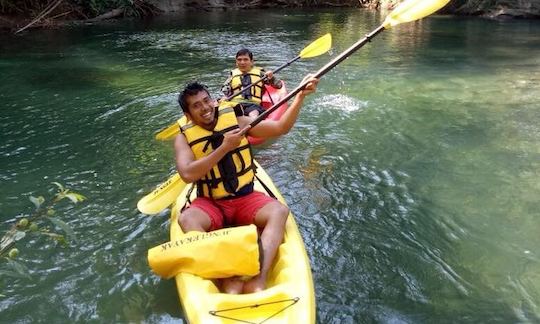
246;110;259;123
178;207;211;232
220;277;244;294
179;207;243;294
243;201;288;293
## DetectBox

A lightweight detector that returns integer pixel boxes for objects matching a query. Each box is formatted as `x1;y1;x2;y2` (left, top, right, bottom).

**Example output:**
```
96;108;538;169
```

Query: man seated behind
175;75;318;294
221;48;283;120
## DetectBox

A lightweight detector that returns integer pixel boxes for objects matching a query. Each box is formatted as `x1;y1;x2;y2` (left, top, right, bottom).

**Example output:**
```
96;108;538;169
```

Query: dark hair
178;82;210;113
236;48;253;60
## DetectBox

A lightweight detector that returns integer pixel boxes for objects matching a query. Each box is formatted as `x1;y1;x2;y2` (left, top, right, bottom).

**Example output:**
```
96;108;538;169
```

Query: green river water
1;8;540;323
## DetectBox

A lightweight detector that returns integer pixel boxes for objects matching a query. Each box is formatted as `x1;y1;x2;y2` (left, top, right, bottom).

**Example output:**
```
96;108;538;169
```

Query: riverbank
1;0;539;34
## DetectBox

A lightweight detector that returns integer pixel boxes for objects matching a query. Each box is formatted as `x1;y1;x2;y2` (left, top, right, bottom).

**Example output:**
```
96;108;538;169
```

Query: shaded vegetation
442;0;540;18
1;0;538;33
0;0;160;32
0;0;159;17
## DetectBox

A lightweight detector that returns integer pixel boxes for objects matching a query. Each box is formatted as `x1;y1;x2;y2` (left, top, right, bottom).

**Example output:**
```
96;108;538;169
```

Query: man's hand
221;128;245;151
300;75;319;96
265;71;274;80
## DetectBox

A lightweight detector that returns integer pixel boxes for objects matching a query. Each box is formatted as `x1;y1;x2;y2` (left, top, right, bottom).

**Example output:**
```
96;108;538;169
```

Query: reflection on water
1;9;540;323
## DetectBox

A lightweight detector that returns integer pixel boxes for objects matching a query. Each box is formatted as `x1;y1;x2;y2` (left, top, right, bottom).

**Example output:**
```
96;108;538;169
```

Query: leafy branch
0;182;86;281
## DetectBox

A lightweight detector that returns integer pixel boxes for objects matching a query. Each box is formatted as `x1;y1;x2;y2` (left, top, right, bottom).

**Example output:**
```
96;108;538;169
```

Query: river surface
1;8;540;323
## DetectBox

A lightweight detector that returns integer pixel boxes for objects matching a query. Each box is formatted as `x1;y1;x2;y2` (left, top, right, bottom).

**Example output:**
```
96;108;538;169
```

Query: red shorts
187;191;277;231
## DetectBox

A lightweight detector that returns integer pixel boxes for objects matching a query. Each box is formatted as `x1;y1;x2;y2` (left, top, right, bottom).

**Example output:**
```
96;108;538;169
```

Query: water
1;9;540;323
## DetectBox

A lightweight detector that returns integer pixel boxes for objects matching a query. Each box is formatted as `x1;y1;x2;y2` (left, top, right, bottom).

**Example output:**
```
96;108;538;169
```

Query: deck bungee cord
209;297;300;324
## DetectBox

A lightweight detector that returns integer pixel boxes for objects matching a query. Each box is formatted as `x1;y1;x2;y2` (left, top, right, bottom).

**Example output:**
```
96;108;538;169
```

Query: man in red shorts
174;75;318;294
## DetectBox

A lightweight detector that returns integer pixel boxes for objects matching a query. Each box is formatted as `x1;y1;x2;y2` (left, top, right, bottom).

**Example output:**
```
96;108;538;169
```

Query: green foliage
0;0;156;17
0;182;86;283
77;0;160;18
74;0;131;15
0;0;47;15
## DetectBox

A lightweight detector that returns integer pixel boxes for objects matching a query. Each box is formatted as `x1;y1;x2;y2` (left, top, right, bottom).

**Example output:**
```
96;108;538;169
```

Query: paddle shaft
249;25;386;129
224;55;301;101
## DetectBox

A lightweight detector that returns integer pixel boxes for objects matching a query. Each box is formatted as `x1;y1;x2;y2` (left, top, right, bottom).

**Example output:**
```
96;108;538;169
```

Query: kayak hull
170;160;315;324
247;82;289;146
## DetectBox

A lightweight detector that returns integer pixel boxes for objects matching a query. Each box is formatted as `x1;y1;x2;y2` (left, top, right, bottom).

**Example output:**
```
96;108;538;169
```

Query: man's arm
261;69;282;89
242;76;318;138
174;129;245;183
221;74;233;97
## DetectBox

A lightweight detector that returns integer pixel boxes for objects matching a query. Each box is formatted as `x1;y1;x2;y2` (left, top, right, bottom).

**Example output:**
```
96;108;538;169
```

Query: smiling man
174;76;318;294
221;48;283;120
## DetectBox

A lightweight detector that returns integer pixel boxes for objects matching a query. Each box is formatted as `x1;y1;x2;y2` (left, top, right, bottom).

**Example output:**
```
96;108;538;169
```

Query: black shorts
240;102;265;116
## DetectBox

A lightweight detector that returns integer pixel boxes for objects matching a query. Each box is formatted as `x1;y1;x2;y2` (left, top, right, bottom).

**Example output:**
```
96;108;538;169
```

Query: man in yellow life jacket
174;75;318;294
221;48;283;120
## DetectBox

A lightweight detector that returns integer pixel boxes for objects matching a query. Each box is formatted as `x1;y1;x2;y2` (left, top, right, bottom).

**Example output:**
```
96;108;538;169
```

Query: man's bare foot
221;277;244;294
242;275;266;294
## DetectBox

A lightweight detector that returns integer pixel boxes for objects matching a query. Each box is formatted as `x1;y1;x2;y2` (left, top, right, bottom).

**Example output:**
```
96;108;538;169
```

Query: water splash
314;94;368;113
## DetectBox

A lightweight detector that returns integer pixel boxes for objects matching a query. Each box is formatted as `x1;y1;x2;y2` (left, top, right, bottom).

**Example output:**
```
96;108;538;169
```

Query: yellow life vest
178;102;255;199
229;67;264;104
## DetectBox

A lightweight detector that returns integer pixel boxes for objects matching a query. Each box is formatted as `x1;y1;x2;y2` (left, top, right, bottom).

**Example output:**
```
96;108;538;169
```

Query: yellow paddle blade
299;33;332;58
383;0;450;28
155;123;180;140
137;173;187;215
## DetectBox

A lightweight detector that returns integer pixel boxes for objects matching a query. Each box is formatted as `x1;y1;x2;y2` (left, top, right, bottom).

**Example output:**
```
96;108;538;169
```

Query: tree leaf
65;193;86;203
48;218;76;240
54;192;65;202
51;182;65;192
29;196;45;209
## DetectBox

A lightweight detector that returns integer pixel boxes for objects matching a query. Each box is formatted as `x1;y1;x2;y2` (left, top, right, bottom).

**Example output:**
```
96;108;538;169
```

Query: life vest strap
188;125;240;149
217;182;254;200
197;162;255;187
255;173;277;199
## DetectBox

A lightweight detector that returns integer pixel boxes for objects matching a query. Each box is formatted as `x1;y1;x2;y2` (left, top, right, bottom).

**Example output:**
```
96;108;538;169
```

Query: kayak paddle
137;173;186;215
154;33;332;141
248;0;451;129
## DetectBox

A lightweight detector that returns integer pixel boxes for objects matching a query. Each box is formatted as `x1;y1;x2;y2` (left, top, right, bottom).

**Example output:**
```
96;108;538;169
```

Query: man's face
235;54;253;73
185;90;216;129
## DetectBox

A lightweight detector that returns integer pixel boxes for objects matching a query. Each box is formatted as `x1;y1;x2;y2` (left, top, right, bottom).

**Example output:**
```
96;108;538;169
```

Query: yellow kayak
169;160;316;324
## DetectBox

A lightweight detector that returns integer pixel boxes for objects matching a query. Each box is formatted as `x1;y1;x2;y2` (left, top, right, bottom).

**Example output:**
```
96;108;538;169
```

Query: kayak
169;160;315;324
247;82;289;146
